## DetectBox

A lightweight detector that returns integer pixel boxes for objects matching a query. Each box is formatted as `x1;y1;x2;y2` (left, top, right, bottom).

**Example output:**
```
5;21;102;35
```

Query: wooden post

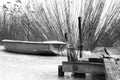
78;17;83;58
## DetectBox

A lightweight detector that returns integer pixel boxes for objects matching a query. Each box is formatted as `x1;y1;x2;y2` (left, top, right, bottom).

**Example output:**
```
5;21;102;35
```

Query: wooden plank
104;58;120;80
62;61;105;74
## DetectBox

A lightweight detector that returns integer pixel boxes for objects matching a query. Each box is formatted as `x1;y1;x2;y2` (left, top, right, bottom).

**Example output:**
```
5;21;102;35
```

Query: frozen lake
0;46;105;80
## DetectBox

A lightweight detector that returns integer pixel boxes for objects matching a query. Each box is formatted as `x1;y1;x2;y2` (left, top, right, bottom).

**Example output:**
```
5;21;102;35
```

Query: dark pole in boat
26;15;30;41
78;17;83;58
27;19;30;41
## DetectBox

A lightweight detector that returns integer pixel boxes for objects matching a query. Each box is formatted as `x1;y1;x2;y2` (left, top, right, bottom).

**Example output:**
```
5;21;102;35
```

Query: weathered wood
58;65;64;77
62;61;105;74
104;58;120;80
2;39;66;55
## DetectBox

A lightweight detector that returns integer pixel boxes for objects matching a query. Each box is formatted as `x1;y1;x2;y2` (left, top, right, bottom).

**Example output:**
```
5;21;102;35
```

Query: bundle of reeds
0;0;120;51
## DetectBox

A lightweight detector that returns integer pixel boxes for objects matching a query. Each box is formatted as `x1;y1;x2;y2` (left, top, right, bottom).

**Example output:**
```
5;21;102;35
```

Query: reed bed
0;0;120;51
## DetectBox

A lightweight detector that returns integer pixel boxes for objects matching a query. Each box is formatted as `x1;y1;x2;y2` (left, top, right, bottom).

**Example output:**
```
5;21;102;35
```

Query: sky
0;0;15;5
0;0;114;24
0;0;29;6
0;0;116;21
0;0;113;9
0;0;112;6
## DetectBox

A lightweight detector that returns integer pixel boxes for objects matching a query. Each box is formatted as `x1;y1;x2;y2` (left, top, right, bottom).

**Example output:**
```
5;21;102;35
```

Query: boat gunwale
2;40;66;45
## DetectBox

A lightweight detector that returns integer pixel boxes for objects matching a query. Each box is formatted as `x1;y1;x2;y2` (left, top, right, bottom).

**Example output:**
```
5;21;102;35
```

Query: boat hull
2;40;66;55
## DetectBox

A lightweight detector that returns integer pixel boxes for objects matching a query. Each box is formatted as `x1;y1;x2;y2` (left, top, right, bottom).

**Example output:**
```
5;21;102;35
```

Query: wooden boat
2;39;66;56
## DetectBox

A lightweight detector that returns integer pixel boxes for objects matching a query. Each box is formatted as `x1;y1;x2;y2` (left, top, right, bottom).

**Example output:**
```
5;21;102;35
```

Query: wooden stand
58;57;120;80
58;58;105;77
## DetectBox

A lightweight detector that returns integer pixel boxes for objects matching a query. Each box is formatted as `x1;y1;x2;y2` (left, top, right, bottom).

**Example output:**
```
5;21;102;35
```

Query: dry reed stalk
0;0;120;51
